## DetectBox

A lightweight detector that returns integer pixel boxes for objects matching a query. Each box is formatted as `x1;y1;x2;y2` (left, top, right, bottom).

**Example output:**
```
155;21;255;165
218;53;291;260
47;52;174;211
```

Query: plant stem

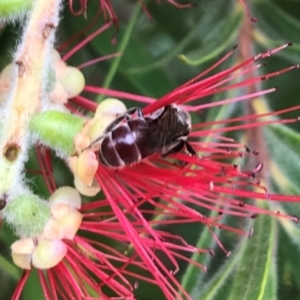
0;0;62;197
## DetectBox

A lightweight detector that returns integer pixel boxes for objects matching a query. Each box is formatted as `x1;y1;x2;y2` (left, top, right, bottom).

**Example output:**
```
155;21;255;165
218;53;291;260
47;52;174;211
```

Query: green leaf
277;226;300;299
191;246;242;300
227;211;277;300
177;10;242;67
180;211;219;294
0;253;20;280
265;124;300;195
255;1;300;45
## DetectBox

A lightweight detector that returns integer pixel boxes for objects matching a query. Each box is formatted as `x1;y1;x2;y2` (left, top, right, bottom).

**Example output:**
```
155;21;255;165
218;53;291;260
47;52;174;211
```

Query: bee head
173;105;192;131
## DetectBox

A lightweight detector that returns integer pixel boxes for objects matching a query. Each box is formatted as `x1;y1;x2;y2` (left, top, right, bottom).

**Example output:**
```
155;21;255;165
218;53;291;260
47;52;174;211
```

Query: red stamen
62;21;113;61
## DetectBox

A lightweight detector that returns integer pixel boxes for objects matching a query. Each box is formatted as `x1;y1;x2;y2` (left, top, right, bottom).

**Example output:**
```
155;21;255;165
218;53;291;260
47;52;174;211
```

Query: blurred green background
1;0;300;299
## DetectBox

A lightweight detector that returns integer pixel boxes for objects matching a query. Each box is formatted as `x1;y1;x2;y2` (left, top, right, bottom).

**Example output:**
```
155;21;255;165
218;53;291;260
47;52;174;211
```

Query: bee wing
144;120;168;154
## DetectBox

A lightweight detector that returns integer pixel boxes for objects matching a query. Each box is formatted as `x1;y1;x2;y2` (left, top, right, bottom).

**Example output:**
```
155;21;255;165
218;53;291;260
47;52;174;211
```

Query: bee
90;104;196;168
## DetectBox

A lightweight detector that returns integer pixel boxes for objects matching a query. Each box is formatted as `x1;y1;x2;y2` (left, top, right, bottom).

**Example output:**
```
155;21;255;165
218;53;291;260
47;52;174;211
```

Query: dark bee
90;104;196;168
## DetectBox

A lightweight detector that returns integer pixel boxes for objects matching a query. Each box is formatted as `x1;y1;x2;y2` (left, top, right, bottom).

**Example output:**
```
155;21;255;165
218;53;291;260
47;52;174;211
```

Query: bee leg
125;107;138;121
136;108;144;119
162;141;197;167
86;135;105;150
161;140;185;158
185;142;197;156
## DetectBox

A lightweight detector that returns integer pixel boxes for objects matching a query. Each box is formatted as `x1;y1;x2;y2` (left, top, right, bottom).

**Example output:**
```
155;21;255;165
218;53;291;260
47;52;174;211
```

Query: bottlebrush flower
30;42;300;299
3;0;299;299
6;33;300;298
10;181;142;300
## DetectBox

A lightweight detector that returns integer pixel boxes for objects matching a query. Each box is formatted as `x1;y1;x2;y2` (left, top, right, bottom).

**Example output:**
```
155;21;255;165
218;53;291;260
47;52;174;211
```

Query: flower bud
56;209;83;240
74;176;101;197
95;98;127;118
42;218;62;240
11;238;35;270
32;239;67;269
60;66;85;98
51;203;70;220
49;186;82;210
88;115;117;143
75;150;98;186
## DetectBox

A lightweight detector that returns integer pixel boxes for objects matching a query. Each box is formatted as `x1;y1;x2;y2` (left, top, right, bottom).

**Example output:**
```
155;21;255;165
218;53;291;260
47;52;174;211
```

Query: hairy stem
0;0;62;198
238;11;270;182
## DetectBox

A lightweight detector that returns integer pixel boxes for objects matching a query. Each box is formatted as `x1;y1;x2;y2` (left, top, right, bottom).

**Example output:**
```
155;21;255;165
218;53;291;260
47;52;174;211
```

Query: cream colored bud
12;252;32;270
49;187;82;210
73;119;95;154
32;239;67;269
75;150;98;186
74;176;101;197
11;238;35;270
95;98;127;119
68;156;77;174
57;209;83;240
42;219;62;240
51;203;71;220
88;115;117;144
11;238;35;254
74;131;91;153
60;66;85;98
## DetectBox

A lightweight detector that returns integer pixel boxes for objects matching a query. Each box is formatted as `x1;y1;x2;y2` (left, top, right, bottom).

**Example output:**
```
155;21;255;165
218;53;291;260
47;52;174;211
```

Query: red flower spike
69;44;300;297
35;145;57;194
62;21;114;62
81;203;207;300
94;172;191;299
80;45;298;115
77;52;122;70
21;144;213;300
58;9;103;53
142;43;296;114
17;44;300;299
12;213;148;299
11;271;30;300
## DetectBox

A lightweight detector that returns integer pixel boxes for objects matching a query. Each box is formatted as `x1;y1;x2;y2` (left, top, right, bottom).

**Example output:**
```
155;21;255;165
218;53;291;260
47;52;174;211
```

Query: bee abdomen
100;123;142;167
99;135;124;167
128;119;155;159
113;124;142;164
